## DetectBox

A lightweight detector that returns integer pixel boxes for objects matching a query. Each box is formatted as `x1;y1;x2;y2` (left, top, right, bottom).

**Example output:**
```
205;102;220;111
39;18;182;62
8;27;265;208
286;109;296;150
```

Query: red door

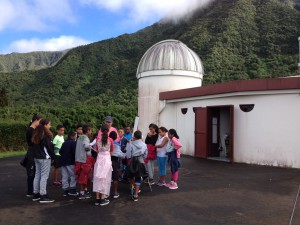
195;107;208;158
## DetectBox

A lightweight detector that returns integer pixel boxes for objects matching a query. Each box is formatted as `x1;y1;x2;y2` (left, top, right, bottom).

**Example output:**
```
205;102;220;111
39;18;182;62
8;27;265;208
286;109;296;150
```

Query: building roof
137;39;204;79
159;76;300;100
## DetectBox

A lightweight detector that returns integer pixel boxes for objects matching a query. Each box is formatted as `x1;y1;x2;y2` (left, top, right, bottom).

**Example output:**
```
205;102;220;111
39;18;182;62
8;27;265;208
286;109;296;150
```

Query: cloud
79;0;213;24
3;36;91;53
0;0;75;32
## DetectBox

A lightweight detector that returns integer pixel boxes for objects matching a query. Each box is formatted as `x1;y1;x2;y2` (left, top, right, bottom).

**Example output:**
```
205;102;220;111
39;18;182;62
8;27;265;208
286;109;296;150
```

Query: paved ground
0;156;300;225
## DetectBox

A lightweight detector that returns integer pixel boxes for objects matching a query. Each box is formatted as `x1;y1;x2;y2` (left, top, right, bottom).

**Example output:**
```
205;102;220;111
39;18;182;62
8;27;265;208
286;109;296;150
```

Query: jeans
61;165;76;190
33;158;51;195
157;156;167;176
146;160;155;180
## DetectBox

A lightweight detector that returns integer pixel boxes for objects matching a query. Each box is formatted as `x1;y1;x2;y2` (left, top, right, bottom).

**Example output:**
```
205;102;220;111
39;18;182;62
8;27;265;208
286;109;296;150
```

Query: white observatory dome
136;39;204;138
137;39;204;79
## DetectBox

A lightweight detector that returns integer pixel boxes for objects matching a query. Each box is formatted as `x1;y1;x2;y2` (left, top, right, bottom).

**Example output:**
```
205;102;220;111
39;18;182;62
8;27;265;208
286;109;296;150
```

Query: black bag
20;155;28;168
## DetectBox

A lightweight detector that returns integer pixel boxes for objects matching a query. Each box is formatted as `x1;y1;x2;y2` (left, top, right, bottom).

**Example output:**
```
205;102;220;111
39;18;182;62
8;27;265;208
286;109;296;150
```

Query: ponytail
28;114;42;127
101;124;109;146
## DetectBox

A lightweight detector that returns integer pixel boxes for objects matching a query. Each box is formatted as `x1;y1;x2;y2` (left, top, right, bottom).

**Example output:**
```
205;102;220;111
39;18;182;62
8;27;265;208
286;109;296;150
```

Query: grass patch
0;151;26;158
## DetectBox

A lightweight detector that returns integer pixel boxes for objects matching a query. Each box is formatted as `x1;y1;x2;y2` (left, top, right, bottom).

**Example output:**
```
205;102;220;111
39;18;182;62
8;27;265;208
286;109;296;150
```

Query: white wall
138;74;201;138
160;91;300;168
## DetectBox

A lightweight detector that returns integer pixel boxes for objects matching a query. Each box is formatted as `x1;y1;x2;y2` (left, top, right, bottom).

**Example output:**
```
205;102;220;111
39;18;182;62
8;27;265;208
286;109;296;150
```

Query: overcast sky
0;0;212;54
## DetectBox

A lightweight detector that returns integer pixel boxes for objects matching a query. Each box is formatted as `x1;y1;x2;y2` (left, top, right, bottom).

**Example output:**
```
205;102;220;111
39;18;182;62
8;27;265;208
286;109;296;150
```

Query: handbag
20;155;28;168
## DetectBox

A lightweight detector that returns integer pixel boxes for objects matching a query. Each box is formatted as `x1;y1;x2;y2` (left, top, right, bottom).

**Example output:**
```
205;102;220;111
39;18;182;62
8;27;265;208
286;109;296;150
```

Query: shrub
0;121;27;152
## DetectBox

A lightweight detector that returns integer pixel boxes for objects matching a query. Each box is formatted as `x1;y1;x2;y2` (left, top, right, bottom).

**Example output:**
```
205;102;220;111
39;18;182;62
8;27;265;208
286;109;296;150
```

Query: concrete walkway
0;156;300;225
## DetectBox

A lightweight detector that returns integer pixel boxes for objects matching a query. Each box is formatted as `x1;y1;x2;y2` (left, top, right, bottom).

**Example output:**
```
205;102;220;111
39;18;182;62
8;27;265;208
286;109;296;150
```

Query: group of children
25;115;182;206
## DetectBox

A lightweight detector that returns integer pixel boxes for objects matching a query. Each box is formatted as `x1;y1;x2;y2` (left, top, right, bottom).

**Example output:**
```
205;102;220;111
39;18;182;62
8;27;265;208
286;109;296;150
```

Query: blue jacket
120;137;128;153
59;139;76;166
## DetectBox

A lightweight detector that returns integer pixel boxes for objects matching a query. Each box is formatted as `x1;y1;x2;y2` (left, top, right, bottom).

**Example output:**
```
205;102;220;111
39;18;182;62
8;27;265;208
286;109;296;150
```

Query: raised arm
155;137;168;148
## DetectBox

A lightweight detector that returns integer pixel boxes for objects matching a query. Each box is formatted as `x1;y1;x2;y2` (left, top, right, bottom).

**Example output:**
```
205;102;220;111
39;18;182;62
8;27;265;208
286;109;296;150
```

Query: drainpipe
157;100;166;126
298;37;300;95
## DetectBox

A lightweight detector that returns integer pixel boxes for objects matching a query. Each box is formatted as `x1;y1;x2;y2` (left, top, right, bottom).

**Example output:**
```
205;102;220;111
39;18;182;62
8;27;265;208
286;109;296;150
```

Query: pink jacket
171;137;182;158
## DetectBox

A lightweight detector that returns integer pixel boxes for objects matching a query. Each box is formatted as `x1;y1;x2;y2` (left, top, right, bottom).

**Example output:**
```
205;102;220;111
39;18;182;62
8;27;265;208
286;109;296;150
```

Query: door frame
195;105;234;162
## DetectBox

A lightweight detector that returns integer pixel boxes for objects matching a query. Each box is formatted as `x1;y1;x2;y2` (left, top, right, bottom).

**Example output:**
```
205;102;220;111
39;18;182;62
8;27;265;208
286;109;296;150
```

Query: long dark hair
149;123;158;134
28;114;42;127
168;129;179;139
159;126;168;133
39;118;53;139
101;124;109;146
32;124;45;144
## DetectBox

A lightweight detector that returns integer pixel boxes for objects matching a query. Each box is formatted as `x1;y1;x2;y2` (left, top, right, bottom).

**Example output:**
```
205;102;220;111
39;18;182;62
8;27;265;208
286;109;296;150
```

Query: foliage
0;151;26;158
0;51;67;73
0;121;28;151
0;0;299;151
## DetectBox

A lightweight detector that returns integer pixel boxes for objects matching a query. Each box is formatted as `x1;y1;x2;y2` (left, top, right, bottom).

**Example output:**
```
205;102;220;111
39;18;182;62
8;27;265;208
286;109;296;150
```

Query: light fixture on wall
239;104;255;113
181;108;188;115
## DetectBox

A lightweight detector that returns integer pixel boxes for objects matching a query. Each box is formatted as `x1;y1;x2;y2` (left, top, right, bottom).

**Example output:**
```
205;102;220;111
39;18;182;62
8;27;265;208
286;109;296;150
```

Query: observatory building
137;39;300;168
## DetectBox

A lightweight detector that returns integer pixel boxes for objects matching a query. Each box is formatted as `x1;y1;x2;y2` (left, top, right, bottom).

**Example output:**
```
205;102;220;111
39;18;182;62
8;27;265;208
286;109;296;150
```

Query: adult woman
32;119;56;203
25;114;42;197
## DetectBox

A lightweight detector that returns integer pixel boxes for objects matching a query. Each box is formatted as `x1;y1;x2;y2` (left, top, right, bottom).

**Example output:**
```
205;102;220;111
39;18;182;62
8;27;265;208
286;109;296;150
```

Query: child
155;127;169;186
109;131;125;199
52;125;65;186
145;123;159;185
32;119;56;203
118;128;129;181
76;124;83;140
93;124;114;206
124;126;133;140
59;131;78;197
25;114;42;197
166;129;182;190
126;130;148;202
75;124;94;199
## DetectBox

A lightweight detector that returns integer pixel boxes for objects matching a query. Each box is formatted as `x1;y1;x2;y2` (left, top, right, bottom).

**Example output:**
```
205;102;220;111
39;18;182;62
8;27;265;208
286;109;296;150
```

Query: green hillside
0;51;67;73
0;0;299;130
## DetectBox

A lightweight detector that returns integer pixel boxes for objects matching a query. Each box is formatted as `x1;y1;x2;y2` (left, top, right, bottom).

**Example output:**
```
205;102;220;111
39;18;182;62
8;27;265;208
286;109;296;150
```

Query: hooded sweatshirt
125;139;148;159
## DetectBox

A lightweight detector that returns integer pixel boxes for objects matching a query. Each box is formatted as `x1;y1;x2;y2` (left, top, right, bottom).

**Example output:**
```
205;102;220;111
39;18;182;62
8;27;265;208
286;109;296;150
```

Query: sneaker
39;195;55;203
132;195;138;202
78;193;91;200
68;189;79;197
156;181;163;186
165;181;172;188
53;181;61;186
95;199;100;206
157;181;167;187
84;190;91;197
100;199;110;206
26;194;34;198
63;190;69;197
113;193;120;199
32;193;41;201
168;181;178;190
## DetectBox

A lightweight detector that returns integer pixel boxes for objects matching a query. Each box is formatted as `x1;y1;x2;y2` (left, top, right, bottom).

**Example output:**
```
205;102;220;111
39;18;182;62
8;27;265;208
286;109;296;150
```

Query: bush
0;121;27;152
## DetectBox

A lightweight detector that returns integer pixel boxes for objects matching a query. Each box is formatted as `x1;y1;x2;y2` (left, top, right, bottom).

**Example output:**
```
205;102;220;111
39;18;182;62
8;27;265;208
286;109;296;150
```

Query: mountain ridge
0;50;68;73
0;0;299;129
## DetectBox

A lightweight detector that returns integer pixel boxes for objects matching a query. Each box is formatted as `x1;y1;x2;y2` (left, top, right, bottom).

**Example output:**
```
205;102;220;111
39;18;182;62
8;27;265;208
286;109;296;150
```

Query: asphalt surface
0;156;300;225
